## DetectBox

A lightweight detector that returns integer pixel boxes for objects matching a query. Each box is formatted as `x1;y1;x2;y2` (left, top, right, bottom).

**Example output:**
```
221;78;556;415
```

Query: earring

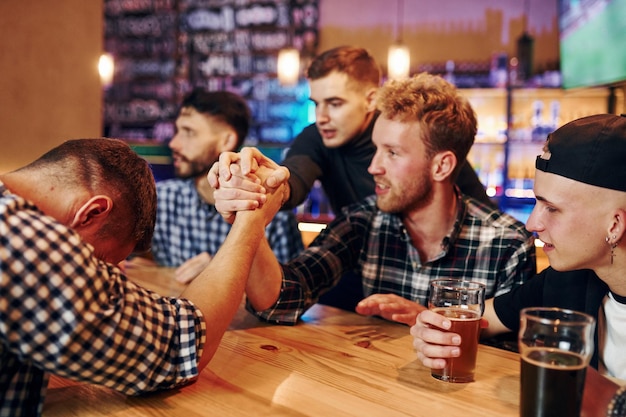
607;236;619;265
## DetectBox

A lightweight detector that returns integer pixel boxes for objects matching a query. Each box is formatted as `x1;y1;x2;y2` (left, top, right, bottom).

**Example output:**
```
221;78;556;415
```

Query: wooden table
43;265;521;417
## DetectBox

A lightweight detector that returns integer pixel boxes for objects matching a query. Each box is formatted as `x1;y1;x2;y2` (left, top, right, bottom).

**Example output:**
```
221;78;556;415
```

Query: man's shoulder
296;123;322;139
155;179;200;215
286;124;325;155
282;125;332;175
287;123;319;145
342;195;376;211
156;178;191;190
0;188;80;248
538;267;599;282
156;178;196;197
0;184;44;219
464;197;532;238
339;196;387;225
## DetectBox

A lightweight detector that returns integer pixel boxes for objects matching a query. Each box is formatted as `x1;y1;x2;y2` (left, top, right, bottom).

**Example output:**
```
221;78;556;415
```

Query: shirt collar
445;186;467;251
393;186;467;256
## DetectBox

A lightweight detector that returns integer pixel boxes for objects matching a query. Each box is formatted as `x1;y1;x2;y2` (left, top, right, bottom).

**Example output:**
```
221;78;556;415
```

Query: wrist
607;385;626;417
280;183;290;207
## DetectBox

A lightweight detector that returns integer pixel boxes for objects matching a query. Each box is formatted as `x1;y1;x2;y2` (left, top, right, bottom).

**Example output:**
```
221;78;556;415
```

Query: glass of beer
518;307;595;417
428;279;485;383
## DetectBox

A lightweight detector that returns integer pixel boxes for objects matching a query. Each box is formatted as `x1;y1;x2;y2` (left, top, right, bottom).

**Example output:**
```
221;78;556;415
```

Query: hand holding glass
428;279;486;383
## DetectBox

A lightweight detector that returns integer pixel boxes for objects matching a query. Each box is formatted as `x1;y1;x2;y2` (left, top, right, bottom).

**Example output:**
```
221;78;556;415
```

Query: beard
375;168;434;214
173;154;214;179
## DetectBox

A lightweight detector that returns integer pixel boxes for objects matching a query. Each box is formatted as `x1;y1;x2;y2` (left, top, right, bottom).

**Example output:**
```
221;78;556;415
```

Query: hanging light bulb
387;0;410;80
98;53;115;87
388;43;410;80
277;47;300;86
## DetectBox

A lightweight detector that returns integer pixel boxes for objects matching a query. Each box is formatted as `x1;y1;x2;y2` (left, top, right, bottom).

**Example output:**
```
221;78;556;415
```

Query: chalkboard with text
104;0;318;150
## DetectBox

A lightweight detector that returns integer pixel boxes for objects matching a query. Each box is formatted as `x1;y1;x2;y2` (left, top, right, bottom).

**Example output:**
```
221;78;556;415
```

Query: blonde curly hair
376;73;477;180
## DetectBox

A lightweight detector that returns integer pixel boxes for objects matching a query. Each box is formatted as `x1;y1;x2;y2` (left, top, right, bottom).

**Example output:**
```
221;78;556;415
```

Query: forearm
181;210;265;371
480;298;512;338
281;154;321;210
281;175;307;210
582;366;621;417
246;236;284;311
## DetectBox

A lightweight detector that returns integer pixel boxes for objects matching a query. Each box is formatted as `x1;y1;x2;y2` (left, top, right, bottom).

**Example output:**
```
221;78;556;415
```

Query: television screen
559;0;626;89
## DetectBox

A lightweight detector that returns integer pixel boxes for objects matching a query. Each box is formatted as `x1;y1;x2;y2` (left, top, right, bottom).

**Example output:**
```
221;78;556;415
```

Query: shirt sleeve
248;211;365;324
151;180;175;265
281;125;325;209
0;206;206;395
493;270;549;332
493;233;537;297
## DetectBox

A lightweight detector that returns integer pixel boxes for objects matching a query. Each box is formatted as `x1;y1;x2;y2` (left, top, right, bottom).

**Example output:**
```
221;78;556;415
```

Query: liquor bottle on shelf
530;100;545;142
469;143;504;199
296;180;334;223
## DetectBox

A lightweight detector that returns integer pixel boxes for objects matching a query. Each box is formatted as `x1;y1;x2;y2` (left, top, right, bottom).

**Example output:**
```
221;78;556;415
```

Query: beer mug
428;279;486;383
518;307;595;417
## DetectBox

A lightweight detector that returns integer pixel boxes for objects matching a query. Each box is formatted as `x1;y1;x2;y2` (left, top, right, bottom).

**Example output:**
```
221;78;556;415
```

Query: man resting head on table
0;138;281;416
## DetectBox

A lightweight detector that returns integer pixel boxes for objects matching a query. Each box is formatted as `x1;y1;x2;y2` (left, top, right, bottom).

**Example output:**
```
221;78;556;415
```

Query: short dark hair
26;138;157;253
306;46;381;90
179;88;251;149
536;114;626;192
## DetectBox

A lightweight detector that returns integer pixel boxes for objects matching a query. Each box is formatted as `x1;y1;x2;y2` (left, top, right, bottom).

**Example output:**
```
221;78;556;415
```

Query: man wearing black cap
411;113;626;416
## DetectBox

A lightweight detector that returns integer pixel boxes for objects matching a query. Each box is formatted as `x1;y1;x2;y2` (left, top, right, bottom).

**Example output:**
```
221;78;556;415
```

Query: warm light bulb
99;53;114;86
387;43;410;80
277;48;300;86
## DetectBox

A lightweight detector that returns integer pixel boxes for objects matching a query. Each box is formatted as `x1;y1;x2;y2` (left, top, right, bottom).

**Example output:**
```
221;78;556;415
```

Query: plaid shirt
0;182;205;417
152;179;303;266
251;193;537;324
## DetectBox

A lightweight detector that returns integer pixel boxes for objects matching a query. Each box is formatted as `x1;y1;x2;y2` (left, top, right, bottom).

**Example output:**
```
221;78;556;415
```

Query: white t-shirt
601;292;626;380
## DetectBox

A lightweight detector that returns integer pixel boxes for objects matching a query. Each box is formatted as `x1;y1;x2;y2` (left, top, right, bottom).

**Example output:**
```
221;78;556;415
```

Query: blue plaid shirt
250;193;537;324
152;179;303;266
0;182;206;417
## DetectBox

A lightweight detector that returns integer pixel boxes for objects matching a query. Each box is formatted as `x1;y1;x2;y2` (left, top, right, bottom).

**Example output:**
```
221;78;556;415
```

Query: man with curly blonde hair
210;73;536;326
211;46;494;312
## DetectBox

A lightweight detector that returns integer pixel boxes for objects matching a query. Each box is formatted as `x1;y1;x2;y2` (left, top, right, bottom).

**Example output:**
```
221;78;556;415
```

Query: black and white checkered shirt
0;182;206;417
152;179;303;266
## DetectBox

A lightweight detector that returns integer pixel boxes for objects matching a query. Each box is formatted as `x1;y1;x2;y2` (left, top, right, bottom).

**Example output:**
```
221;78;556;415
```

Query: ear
69;196;113;229
364;87;378;112
431;151;457;182
608;208;626;243
220;131;239;153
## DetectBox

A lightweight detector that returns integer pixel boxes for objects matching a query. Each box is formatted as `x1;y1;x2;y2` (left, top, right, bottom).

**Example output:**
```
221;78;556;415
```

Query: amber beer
520;348;587;417
431;307;481;382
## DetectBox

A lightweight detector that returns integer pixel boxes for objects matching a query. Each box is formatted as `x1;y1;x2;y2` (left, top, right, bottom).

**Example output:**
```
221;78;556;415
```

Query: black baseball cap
536;114;626;192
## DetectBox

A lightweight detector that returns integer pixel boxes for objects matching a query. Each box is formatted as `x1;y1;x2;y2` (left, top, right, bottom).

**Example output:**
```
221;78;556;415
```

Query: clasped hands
208;147;290;224
208;147;464;370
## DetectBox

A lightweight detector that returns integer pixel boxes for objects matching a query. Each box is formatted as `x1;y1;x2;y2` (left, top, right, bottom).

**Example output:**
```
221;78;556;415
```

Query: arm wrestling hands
168;148;288;284
208;147;290;223
209;147;429;326
209;147;287;312
208;147;432;326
